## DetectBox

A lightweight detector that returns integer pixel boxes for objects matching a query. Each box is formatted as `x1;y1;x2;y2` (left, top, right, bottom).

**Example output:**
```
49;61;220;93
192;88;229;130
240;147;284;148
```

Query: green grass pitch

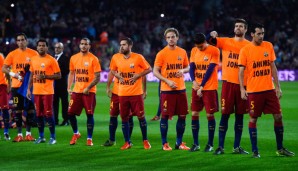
1;81;297;171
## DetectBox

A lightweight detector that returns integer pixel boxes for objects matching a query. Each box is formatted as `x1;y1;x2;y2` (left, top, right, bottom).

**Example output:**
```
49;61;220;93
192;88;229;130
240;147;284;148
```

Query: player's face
165;32;178;47
79;40;90;53
119;40;131;55
195;42;207;51
37;42;48;56
16;35;27;49
234;23;247;37
251;28;265;45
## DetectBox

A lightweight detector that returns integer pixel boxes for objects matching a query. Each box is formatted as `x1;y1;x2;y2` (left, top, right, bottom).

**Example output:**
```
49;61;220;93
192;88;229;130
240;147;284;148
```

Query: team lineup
0;19;295;158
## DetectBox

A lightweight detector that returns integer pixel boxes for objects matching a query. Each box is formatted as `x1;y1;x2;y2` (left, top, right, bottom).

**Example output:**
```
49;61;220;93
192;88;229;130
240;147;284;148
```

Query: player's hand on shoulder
210;31;218;38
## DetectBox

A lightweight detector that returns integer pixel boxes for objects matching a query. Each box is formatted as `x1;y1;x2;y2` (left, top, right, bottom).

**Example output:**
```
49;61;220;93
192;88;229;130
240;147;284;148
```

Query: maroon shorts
68;92;96;115
160;91;188;117
0;84;9;109
119;95;144;120
248;90;281;117
34;94;53;117
191;89;219;114
221;81;249;115
110;93;120;117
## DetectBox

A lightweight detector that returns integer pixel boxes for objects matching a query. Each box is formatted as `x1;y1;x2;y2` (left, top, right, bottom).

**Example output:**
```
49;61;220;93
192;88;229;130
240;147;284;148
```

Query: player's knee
191;111;199;116
273;114;282;122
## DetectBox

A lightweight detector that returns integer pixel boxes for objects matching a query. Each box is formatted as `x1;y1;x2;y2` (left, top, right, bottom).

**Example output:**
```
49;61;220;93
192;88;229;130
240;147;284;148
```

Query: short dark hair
81;37;91;45
16;33;27;40
235;18;248;29
249;22;264;34
36;38;48;47
120;37;133;46
193;33;206;44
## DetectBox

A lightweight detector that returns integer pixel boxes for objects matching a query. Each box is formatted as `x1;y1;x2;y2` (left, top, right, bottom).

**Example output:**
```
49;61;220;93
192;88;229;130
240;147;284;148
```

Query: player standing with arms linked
238;22;295;158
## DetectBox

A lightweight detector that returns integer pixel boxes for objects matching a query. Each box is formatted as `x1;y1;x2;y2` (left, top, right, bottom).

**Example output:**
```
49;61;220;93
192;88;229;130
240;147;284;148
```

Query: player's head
119;37;133;55
194;33;207;51
79;38;91;54
250;22;265;45
54;42;64;55
164;27;179;47
16;33;28;49
36;38;48;56
234;18;248;37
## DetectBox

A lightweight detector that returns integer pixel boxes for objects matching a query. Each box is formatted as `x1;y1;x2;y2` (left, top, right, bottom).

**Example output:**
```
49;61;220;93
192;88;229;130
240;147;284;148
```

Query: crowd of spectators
0;0;297;69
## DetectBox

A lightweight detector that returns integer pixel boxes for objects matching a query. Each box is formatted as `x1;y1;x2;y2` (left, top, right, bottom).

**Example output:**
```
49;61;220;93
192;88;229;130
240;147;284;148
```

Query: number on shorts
221;98;225;107
250;101;254;110
110;101;113;109
69;99;73;107
13;97;18;104
163;100;167;108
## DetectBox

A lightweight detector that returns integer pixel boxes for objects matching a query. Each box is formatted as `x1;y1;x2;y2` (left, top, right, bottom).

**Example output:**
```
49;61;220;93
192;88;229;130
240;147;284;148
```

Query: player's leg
34;95;46;144
190;89;202;152
175;92;189;150
45;95;56;144
83;93;96;146
68;93;83;145
119;96;132;150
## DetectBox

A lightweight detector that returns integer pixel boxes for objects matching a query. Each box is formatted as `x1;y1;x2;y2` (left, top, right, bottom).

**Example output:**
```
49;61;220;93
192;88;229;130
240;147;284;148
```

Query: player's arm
4;72;11;93
207;31;218;46
197;63;217;97
106;71;114;97
153;66;177;89
130;66;152;83
83;71;100;94
26;72;33;100
271;61;282;99
2;64;22;81
111;70;124;83
189;62;199;90
238;65;247;100
67;70;75;93
142;76;147;99
36;72;61;80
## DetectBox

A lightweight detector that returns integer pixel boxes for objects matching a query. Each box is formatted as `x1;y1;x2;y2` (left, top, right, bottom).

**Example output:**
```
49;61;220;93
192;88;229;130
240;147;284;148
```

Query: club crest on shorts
84;62;89;67
204;56;209;61
41;63;45;68
130;63;134;68
177;56;182;61
264;52;269;57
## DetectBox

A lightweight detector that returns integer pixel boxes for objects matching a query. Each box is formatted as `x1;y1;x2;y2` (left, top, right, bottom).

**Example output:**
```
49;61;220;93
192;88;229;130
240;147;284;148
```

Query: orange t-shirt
0;54;7;85
112;77;119;95
4;48;38;88
154;46;189;91
29;54;60;95
216;37;250;84
190;45;220;90
70;52;101;93
238;41;276;93
110;52;150;96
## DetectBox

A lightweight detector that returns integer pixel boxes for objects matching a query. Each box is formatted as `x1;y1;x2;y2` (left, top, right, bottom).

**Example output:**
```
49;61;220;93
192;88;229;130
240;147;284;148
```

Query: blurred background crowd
0;0;297;70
